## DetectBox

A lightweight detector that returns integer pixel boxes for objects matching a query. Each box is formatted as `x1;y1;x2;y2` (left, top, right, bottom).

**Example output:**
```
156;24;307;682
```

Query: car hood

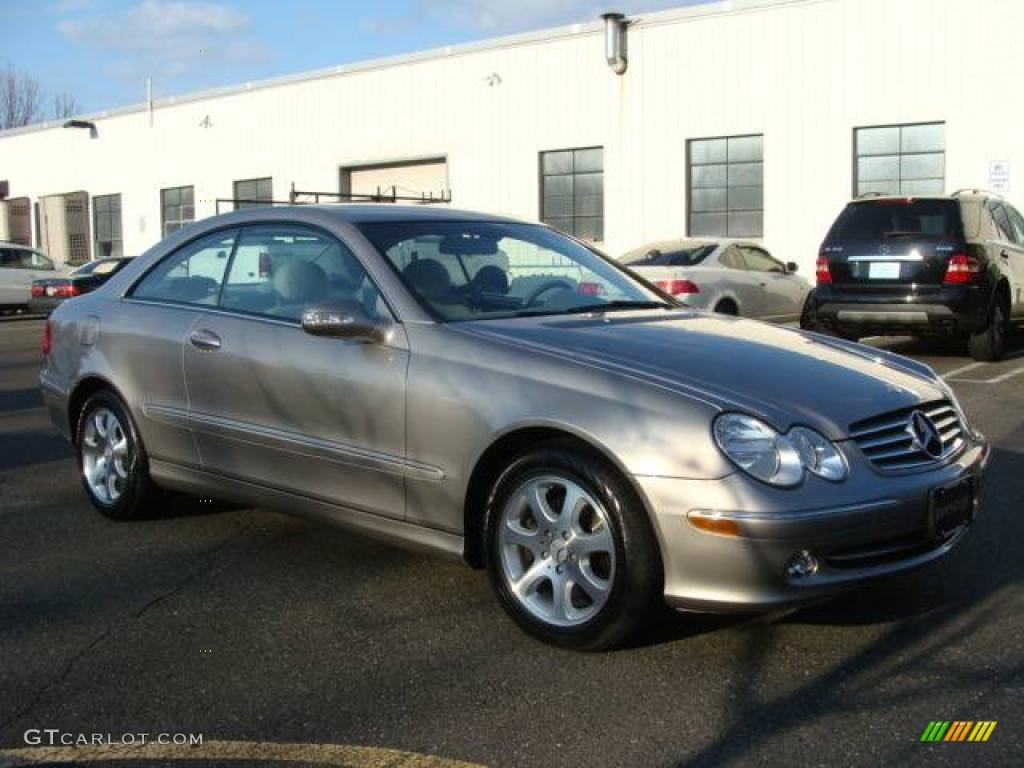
457;309;946;439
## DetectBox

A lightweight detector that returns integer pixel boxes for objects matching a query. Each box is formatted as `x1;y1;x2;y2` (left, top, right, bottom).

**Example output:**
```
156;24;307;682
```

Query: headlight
713;414;847;487
788;426;847;481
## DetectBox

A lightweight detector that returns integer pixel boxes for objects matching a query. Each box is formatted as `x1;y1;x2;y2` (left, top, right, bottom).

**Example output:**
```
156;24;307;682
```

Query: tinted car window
621;242;714;267
0;249;20;268
989;203;1016;243
132;230;238;306
22;251;54;270
740;247;783;272
1006;205;1024;244
718;246;743;269
219;225;387;322
828;200;959;240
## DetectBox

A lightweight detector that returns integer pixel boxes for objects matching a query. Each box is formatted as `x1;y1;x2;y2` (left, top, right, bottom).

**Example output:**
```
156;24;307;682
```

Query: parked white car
621;238;811;323
0;242;67;312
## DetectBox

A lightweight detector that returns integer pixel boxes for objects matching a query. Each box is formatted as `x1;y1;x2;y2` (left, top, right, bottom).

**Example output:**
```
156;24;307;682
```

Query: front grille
849;400;965;471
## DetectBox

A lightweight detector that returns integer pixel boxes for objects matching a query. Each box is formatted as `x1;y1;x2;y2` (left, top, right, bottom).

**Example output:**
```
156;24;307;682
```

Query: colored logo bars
920;721;997;742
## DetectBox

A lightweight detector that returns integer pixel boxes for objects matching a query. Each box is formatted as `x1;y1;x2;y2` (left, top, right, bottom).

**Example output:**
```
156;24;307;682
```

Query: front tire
968;300;1007;362
484;441;662;650
76;389;162;520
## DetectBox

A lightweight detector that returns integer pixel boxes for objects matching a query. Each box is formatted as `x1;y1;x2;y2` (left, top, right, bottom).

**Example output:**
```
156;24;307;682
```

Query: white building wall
1;0;1023;272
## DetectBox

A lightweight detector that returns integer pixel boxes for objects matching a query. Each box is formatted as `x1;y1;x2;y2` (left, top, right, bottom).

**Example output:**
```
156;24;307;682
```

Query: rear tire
968;299;1007;362
75;389;163;520
484;441;662;650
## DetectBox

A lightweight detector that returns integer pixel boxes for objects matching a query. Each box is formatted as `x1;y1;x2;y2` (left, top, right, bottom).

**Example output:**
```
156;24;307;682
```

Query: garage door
344;158;448;202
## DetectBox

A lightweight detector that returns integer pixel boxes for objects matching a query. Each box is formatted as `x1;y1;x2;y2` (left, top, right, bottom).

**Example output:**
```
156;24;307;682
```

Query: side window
1005;205;1024;244
989;203;1016;243
25;251;55;270
718;246;743;269
132;230;238;305
0;249;21;268
219;225;387;323
741;246;783;272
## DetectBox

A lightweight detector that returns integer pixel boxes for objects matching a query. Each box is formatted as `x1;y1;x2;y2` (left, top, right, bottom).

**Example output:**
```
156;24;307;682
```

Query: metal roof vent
601;12;629;75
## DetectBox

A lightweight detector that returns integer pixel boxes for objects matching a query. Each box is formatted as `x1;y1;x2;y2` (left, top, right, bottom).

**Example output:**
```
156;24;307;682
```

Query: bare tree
52;92;79;120
1;64;43;129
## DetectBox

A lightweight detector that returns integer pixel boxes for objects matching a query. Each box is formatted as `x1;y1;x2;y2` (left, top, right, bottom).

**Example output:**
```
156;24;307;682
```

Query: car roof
0;241;37;250
321;204;524;224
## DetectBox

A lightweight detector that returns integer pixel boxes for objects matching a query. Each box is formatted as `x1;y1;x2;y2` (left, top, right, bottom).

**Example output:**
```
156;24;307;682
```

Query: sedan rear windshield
621;242;715;267
828;199;959;240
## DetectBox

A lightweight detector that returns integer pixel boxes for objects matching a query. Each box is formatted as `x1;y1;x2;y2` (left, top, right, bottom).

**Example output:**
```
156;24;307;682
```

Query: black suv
803;191;1023;361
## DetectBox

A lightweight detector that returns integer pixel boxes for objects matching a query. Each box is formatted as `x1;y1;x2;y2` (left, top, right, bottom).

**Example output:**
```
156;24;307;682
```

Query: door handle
189;328;221;351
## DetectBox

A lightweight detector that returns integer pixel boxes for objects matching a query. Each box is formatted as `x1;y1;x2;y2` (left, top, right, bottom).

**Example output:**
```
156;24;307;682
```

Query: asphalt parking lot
1;317;1022;767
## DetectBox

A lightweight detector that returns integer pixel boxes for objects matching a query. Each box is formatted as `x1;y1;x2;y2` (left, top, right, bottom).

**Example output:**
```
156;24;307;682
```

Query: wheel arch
461;423;654;569
67;374;123;444
713;295;740;315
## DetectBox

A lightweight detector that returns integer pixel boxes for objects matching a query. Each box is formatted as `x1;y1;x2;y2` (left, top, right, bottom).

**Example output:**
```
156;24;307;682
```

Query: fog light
785;550;819;579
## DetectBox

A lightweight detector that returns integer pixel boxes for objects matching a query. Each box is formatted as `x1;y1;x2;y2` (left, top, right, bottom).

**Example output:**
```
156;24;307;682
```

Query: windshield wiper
561;300;674;314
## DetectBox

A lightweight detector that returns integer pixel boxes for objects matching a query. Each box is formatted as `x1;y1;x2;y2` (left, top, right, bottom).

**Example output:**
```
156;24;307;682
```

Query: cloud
57;0;267;83
366;0;705;36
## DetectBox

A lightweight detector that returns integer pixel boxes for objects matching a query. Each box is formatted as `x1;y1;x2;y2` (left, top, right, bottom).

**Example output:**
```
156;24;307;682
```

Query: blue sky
1;0;711;116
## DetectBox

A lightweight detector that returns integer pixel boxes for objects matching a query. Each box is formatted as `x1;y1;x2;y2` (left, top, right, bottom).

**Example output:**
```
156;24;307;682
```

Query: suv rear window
828;199;959;240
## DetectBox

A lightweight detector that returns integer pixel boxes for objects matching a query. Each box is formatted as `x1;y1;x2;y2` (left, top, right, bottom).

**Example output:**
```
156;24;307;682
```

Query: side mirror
301;301;392;344
786;262;799;274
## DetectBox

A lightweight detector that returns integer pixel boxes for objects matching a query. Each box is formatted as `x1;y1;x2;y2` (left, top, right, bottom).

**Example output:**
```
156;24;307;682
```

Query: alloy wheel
497;474;616;627
81;407;131;505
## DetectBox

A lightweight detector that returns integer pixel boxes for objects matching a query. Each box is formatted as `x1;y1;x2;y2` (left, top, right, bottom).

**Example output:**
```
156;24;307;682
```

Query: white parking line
940;362;986;379
947;367;1024;385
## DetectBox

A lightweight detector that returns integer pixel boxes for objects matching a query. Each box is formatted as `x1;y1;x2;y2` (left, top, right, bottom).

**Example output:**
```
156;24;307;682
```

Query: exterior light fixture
62;119;98;138
601;12;629;75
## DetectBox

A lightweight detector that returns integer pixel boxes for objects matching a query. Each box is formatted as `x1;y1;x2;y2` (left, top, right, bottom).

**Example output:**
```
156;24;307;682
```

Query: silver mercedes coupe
40;205;989;649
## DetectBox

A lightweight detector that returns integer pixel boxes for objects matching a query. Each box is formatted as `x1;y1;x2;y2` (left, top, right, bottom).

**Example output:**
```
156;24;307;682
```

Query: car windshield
830;199;959;240
621;241;715;267
357;220;670;321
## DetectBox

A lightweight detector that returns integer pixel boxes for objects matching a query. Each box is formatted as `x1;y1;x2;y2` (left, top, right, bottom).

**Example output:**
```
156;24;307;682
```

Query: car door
183;223;408;521
125;228;242;469
998;203;1024;315
716;244;765;316
0;248;24;305
739;245;800;322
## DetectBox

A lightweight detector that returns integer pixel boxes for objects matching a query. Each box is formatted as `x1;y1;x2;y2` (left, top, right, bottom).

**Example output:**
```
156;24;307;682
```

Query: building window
161;186;195;236
688;134;763;238
93;194;123;257
854;122;945;196
540;147;603;241
233;177;273;209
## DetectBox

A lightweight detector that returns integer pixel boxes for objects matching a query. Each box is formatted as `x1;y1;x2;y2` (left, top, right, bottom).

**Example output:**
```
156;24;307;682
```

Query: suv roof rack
951;188;1002;199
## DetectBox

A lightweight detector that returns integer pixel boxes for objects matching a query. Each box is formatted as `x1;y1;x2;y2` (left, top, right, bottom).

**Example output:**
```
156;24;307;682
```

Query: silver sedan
621;238;811;322
40;205;988;649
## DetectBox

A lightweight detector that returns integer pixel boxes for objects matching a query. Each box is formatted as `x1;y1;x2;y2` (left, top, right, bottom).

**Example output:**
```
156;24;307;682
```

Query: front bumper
635;436;989;612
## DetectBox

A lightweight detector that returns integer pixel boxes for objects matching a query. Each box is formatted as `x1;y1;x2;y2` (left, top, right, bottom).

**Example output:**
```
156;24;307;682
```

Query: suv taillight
815;256;832;284
42;320;52;357
944;253;981;284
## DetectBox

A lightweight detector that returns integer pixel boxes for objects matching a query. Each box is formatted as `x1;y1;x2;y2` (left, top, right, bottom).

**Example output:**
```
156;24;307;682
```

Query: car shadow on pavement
0;387;43;414
866;329;1024;358
670;444;1024;767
